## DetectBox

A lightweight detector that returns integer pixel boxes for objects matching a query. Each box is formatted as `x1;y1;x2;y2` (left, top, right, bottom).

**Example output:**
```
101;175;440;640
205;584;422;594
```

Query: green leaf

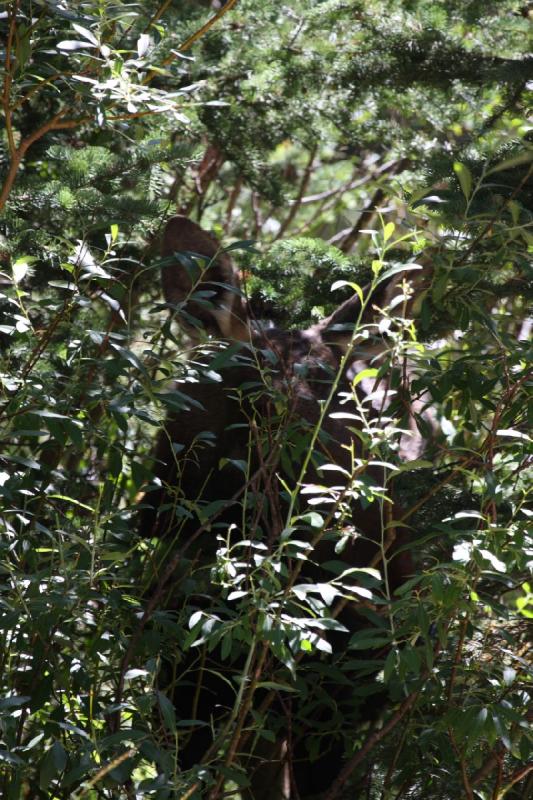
223;239;258;253
124;669;149;680
219;458;248;473
112;346;147;375
349;630;392;650
400;646;421;676
496;428;531;442
317;582;338;606
0;695;31;710
352;367;378;387
383;222;395;242
0;750;25;766
479;549;506;573
502;667;516;686
15;24;32;71
296;511;324;528
221;629;232;660
48;495;94;512
255;681;298;693
383;648;398;683
376;262;422;285
453;162;472;199
72;23;99;46
331;280;364;305
39;742;67;790
12;257;35;283
486;151;533;174
157;691;177;733
57;40;97;51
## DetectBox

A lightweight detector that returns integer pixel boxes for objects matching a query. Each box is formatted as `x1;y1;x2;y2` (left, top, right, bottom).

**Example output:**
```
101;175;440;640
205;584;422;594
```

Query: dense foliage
0;1;531;798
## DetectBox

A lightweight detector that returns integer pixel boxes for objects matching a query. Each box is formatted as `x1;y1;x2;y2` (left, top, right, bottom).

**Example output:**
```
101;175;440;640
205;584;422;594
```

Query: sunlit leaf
453;161;472;199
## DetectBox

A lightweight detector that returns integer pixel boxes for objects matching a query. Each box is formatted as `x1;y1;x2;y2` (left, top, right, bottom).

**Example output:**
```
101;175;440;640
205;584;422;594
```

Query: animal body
141;216;428;799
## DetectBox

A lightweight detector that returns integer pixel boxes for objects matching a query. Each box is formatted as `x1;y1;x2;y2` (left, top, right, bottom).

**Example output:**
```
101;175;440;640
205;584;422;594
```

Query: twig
379;708;414;799
274;145;317;239
339;159;410;253
321;687;422;800
207;641;270;800
143;0;240;84
496;763;533;799
447;615;468;703
143;0;173;32
71;749;135;799
455;163;533;266
0;111;82;211
339;186;386;253
181;143;224;218
492;751;504;800
251;191;263;237
224;177;243;231
291;176;368;206
472;709;533;787
176;0;239;53
448;725;474;800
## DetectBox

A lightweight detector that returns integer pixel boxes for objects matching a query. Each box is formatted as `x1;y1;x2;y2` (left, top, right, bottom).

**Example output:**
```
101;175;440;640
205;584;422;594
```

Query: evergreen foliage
0;1;531;798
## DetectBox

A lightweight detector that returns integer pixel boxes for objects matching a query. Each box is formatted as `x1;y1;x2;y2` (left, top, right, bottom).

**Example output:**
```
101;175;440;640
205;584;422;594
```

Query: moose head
141;216;432;799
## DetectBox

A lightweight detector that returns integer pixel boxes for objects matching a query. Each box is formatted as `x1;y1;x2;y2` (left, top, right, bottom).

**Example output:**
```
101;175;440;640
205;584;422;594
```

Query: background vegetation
0;1;531;798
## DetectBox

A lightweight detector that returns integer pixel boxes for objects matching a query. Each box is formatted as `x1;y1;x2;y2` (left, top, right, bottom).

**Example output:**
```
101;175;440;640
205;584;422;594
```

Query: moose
141;216;431;799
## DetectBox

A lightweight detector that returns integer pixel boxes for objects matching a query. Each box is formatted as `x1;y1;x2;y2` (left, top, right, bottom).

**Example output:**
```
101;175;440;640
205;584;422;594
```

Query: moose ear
161;215;250;342
317;270;425;352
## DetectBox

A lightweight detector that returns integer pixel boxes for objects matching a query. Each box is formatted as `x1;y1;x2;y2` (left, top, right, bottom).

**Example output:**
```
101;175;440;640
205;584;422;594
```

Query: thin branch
447;615;468;703
0;110;83;211
143;0;240;84
299;159;403;240
492;752;504;800
71;749;136;799
339;185;386;252
224;177;243;231
448;726;474;800
379;709;414;799
454;163;533;266
274;145;317;239
398;454;477;524
251;191;263;237
338;159;410;253
472;709;533;788
0;296;75;418
177;0;239;53
143;0;173;32
321;688;422;800
207;641;270;800
497;763;533;799
294;168;362;237
106;108;162;122
13;70;75;111
299;178;369;210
